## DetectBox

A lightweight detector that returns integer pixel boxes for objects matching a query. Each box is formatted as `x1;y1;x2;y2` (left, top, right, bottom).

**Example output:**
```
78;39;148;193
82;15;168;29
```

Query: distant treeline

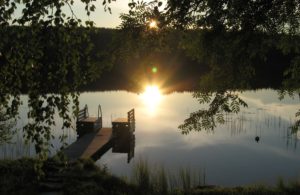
84;28;293;92
2;26;296;93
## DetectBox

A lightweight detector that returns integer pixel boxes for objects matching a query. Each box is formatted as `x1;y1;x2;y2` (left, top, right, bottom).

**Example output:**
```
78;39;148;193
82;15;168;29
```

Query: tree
166;0;300;34
165;0;300;133
179;91;248;134
0;0;115;155
1;0;300;149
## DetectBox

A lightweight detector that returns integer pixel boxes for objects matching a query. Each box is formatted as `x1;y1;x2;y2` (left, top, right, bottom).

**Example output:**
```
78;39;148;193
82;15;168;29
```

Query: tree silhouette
0;0;115;155
165;0;300;133
179;91;247;134
166;0;300;34
1;0;300;150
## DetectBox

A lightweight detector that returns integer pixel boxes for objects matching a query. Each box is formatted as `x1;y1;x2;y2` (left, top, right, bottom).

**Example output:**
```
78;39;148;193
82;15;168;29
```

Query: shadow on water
110;109;136;163
91;129;135;163
94;108;136;163
111;131;135;163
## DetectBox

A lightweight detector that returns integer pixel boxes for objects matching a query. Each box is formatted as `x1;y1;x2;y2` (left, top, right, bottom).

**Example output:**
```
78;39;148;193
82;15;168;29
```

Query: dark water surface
1;89;300;186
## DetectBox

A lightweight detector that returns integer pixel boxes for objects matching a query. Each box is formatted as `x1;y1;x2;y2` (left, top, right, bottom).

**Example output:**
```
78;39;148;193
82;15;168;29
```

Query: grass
0;158;40;194
62;158;137;195
129;158;300;195
0;157;299;195
130;159;205;194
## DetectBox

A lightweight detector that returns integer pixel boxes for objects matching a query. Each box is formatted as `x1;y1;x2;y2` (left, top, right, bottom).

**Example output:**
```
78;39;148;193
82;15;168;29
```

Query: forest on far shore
60;27;298;92
2;26;294;93
85;30;291;92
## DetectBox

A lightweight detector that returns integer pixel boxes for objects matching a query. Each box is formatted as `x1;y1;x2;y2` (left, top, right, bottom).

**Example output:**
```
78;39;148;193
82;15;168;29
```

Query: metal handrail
84;104;89;118
98;105;102;119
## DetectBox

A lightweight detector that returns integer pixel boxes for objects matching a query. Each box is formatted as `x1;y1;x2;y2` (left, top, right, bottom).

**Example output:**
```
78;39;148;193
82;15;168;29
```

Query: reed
131;158;205;194
152;165;168;194
132;158;152;192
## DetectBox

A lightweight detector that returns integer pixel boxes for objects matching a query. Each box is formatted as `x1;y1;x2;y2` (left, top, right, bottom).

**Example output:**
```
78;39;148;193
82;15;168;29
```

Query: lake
1;88;300;186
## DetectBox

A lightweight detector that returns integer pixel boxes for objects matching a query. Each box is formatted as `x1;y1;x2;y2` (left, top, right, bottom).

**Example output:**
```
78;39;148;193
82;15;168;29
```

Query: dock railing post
84;104;89;118
98;105;102;129
127;109;135;132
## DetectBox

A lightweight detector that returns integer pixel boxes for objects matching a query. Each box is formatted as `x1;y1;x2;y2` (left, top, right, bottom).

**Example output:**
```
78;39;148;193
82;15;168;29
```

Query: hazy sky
71;0;130;28
12;0;166;28
71;0;166;28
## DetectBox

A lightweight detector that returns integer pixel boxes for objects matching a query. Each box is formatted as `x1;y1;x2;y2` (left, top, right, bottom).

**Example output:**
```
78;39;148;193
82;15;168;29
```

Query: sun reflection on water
140;85;162;115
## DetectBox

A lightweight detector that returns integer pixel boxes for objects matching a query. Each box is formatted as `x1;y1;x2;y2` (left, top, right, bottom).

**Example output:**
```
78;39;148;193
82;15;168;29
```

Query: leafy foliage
278;89;300;134
0;107;16;144
166;0;300;34
120;0;165;30
0;0;114;155
118;0;168;58
164;1;300;134
116;0;190;88
1;0;300;149
278;40;300;134
179;91;247;134
117;1;300;136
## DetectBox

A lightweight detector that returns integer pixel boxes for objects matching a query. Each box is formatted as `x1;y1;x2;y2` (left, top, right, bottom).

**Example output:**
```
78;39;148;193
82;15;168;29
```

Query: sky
71;0;130;28
11;0;166;28
70;0;166;28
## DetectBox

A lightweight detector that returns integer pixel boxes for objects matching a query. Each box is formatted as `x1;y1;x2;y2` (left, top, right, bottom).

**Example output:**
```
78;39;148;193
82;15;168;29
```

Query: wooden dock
63;128;113;161
63;106;135;162
76;105;102;138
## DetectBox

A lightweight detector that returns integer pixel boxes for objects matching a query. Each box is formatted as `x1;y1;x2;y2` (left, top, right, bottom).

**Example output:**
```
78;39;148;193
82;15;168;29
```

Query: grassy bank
0;158;299;195
0;158;39;194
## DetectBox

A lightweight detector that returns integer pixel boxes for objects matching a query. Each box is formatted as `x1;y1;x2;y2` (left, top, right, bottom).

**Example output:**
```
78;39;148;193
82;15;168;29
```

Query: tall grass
277;177;300;194
131;158;205;194
130;159;300;194
132;158;151;192
153;166;168;194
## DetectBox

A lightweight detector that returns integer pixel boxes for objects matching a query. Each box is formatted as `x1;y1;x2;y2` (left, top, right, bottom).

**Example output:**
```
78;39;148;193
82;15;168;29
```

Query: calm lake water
1;89;300;186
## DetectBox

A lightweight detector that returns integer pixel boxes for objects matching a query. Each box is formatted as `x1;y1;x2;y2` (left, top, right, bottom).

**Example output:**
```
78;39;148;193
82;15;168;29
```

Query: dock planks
80;117;100;123
63;128;112;161
112;118;128;123
63;107;135;162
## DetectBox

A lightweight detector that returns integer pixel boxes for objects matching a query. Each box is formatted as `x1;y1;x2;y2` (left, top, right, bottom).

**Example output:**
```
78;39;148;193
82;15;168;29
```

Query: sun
141;85;162;115
149;20;158;29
